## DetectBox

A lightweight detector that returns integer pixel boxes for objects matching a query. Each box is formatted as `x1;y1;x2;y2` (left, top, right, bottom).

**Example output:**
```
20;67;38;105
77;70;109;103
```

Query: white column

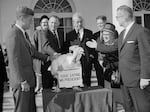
112;0;133;33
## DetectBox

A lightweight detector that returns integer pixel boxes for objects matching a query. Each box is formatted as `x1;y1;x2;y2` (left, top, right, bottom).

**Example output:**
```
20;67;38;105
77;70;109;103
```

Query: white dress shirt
123;21;134;40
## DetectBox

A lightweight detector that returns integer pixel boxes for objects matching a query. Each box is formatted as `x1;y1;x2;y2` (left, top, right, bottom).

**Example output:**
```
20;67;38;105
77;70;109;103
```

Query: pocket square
127;41;135;43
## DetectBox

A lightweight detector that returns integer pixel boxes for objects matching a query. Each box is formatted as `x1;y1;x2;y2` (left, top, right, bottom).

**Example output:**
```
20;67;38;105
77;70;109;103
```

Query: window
133;0;150;11
135;16;142;24
34;0;72;13
34;0;75;38
133;0;150;30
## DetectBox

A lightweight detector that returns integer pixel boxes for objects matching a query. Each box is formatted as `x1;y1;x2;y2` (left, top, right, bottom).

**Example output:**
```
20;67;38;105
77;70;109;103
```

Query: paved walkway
3;91;43;112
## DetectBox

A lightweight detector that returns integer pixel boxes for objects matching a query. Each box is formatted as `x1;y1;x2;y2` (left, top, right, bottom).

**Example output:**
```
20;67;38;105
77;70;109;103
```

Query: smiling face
103;31;114;43
73;16;83;31
96;18;106;31
48;16;60;31
40;18;49;30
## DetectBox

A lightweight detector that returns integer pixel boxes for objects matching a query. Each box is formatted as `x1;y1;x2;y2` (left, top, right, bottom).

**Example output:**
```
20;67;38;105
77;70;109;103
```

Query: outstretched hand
140;78;150;89
52;53;61;61
21;80;30;92
47;53;61;62
86;39;97;48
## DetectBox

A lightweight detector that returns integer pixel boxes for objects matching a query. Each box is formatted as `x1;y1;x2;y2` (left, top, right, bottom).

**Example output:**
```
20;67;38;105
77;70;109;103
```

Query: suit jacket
93;31;104;43
102;50;118;71
118;23;150;87
32;29;55;73
0;45;7;84
66;29;93;62
44;29;65;54
93;31;101;40
6;26;48;89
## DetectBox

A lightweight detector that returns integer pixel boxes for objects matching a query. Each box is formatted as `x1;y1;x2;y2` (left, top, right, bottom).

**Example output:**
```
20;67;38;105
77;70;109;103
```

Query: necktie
122;29;126;43
53;31;61;48
77;31;80;41
100;31;103;41
24;32;33;54
24;32;31;45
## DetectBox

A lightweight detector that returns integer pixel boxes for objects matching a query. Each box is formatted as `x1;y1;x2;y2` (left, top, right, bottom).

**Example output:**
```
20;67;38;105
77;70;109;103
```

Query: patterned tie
77;31;80;41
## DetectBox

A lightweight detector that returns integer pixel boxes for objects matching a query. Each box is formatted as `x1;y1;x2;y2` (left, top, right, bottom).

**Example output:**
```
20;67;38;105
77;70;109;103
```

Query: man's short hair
117;5;133;19
96;15;107;22
49;15;60;22
72;12;83;21
16;6;34;19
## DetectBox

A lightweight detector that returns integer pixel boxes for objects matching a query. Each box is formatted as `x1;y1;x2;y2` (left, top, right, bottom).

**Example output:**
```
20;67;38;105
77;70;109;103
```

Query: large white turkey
49;45;84;76
48;45;84;92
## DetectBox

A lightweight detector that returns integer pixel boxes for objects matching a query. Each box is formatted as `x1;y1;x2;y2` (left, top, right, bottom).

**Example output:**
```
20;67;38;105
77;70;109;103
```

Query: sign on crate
57;66;83;88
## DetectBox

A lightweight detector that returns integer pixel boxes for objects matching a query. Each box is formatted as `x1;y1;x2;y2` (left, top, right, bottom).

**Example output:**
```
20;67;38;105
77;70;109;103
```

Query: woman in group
86;23;119;88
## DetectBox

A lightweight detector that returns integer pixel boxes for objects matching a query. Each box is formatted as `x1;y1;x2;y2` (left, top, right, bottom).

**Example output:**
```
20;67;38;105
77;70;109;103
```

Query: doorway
135;13;150;30
144;14;150;30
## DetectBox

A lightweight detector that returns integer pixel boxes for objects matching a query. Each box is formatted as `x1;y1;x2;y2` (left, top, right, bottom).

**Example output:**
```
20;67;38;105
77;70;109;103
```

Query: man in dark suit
39;15;65;89
65;13;93;87
92;15;107;87
47;15;65;54
116;5;150;112
0;44;8;112
6;6;53;112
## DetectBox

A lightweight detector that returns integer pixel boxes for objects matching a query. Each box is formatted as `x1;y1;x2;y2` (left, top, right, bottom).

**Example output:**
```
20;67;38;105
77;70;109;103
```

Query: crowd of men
0;4;150;112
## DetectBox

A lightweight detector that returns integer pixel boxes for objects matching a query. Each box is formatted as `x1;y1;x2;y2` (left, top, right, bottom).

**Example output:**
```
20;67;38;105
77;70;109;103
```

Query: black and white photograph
0;0;150;112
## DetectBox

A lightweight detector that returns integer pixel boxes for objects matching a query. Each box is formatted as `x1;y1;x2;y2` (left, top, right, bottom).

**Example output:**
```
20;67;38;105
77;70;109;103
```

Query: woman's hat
103;23;116;34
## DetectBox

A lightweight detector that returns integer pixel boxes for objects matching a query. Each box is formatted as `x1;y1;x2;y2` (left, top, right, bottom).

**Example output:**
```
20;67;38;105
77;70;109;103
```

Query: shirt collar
80;28;84;34
15;24;25;35
50;29;57;34
123;21;134;39
75;28;83;34
125;21;134;33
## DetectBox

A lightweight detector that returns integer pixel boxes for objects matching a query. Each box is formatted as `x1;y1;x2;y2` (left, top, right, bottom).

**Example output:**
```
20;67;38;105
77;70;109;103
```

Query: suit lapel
119;30;125;52
81;29;86;42
49;30;58;46
119;23;136;52
15;26;29;49
97;31;100;40
73;29;78;40
57;30;63;48
15;26;33;56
